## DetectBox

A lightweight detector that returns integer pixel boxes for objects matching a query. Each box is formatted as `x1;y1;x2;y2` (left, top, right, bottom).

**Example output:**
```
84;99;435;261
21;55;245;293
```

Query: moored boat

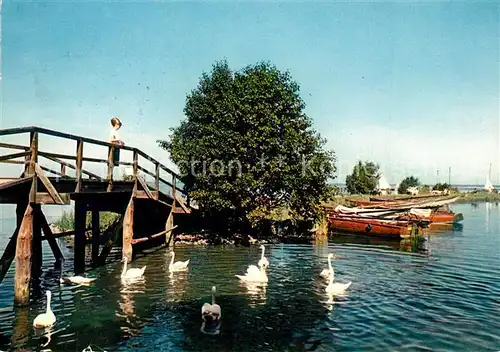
326;200;463;225
327;214;430;239
392;207;463;225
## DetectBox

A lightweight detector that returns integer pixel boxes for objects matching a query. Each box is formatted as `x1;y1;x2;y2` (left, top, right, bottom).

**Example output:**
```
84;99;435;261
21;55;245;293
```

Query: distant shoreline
326;190;500;206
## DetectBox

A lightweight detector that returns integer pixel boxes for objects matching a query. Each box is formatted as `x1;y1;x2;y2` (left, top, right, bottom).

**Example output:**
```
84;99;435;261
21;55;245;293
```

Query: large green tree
398;176;420;194
345;161;380;194
158;60;336;231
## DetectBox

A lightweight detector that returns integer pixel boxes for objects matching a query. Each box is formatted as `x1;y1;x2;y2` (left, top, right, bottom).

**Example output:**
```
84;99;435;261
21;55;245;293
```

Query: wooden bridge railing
0;126;190;207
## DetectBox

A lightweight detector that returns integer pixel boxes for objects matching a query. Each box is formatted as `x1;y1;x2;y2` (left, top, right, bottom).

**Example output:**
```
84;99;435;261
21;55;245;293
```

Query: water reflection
330;233;428;254
33;325;53;348
167;271;188;303
11;308;30;350
238;281;267;307
117;278;145;337
485;201;491;233
200;320;221;336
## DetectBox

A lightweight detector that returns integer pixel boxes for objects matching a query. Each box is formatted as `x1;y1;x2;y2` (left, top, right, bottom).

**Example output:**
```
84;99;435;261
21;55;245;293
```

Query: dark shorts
108;146;120;166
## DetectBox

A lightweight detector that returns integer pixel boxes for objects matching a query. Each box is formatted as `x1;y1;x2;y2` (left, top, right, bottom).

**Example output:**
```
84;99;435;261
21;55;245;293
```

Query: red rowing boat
327;214;428;239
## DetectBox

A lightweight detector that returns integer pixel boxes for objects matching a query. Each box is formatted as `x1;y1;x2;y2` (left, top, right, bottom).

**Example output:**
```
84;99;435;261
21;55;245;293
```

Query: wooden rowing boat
326;200;463;225
393;209;464;225
327;214;429;239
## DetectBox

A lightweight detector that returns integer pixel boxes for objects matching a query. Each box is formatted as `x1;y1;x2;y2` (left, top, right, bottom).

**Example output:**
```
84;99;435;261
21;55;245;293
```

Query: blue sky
1;1;499;186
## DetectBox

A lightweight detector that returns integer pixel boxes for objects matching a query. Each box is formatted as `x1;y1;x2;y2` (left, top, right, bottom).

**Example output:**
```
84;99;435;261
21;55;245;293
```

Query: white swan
33;290;56;328
325;268;351;295
257;245;269;269
319;253;335;280
201;286;221;325
236;264;268;283
60;275;97;285
121;257;146;280
59;258;97;285
169;251;190;272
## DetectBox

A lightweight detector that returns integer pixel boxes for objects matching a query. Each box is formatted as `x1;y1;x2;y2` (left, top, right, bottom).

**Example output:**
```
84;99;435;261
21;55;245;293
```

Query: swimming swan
121;257;146;280
59;258;97;285
33;290;56;328
325;268;351;295
319;253;335;280
236;264;268;283
201;286;221;325
60;275;97;285
257;245;269;269
169;251;190;272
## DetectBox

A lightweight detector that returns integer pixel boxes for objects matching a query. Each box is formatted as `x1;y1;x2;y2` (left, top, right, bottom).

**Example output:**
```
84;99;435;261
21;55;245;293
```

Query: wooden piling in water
31;206;42;279
122;197;134;262
74;200;87;274
36;207;64;266
91;209;100;265
14;204;34;307
165;209;174;247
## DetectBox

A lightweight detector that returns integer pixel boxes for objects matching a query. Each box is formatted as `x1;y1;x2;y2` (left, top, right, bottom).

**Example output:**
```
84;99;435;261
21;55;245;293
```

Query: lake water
0;202;499;351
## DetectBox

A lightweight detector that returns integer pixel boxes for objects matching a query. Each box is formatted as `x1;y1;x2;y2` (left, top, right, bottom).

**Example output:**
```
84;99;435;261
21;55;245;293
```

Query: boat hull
328;216;414;239
427;211;463;224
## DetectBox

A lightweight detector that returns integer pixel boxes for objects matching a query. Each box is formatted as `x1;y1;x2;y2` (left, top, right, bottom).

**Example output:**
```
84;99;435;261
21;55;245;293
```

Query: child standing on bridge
109;117;124;167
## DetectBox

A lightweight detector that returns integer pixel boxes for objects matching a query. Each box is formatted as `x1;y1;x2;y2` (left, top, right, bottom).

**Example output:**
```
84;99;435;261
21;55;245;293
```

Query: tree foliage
158;60;336;232
433;183;450;191
345;161;380;194
398;176;420;194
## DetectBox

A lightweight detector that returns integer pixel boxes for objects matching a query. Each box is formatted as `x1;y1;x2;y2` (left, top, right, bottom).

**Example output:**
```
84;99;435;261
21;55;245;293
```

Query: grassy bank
53;211;121;232
454;191;500;204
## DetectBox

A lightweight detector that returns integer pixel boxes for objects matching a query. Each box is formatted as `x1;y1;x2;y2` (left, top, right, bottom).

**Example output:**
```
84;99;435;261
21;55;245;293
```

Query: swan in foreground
59;258;97;285
169;251;190;272
201;286;222;325
121;257;146;280
33;290;56;328
319;253;335;280
325;269;352;295
60;275;96;285
236;264;268;283
257;245;269;269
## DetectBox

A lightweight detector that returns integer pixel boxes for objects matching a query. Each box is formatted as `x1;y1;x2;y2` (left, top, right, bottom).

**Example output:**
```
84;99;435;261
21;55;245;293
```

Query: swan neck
261;247;265;259
170;253;175;266
46;295;52;313
211;292;215;305
328;256;333;271
122;260;127;276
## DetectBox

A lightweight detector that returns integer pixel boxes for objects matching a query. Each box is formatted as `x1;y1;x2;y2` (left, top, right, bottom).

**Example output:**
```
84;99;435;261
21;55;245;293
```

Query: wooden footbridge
0;126;194;306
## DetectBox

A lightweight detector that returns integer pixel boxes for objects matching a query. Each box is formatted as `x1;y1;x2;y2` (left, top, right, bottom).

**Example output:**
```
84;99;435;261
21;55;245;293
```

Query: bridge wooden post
28;132;38;203
155;163;160;200
107;146;115;192
75;139;83;193
13;204;34;307
122;196;134;263
132;150;138;194
74;199;87;274
171;175;177;209
165;209;174;247
91;209;100;265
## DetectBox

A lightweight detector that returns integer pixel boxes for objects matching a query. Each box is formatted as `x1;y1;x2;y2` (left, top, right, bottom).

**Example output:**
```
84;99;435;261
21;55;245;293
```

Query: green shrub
53;210;120;232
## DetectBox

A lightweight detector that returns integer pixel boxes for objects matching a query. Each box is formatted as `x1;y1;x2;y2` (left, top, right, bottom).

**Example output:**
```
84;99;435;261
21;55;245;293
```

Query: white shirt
109;128;120;143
